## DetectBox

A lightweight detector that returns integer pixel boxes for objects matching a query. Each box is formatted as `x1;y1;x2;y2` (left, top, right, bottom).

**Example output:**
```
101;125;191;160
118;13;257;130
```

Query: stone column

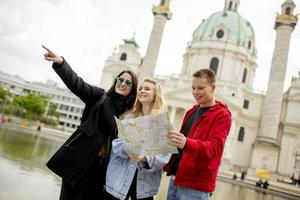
139;1;172;80
251;1;297;172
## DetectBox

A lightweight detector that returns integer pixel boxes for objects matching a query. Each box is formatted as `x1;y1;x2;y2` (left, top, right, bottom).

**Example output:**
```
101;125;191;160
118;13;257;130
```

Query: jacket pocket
142;172;155;192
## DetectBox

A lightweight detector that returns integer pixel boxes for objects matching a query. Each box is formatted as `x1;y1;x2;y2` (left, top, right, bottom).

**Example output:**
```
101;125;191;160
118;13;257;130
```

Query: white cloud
0;0;299;91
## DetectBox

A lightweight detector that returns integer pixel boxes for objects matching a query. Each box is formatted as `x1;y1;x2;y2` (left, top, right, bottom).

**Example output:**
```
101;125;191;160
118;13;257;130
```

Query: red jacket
164;100;231;192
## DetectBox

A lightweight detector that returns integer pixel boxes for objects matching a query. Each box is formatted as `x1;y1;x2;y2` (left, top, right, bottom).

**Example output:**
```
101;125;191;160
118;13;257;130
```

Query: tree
14;93;46;119
0;87;10;113
47;103;59;119
0;87;7;102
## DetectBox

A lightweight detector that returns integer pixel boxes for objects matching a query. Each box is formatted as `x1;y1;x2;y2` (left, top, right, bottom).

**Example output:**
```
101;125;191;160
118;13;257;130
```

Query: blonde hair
130;78;164;117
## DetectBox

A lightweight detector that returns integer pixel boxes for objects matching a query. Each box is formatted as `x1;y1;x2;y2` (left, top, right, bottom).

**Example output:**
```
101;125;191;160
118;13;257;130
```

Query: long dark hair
106;70;138;111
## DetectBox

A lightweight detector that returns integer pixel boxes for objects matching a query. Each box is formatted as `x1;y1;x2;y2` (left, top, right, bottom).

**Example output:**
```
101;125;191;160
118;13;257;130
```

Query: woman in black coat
42;45;138;200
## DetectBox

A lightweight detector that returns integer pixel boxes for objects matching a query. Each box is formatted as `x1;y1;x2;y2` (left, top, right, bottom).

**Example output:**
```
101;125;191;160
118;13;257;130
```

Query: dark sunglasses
116;77;133;88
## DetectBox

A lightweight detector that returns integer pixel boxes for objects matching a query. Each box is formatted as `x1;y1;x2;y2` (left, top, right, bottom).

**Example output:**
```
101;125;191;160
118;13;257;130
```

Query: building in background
0;71;85;132
1;0;298;180
100;0;299;180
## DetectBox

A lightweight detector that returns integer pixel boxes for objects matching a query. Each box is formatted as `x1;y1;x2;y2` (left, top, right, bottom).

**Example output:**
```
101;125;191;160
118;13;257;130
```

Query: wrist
57;57;64;65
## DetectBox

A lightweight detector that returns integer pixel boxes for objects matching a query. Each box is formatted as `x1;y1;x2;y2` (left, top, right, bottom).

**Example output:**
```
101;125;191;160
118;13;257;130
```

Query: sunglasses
116;77;133;88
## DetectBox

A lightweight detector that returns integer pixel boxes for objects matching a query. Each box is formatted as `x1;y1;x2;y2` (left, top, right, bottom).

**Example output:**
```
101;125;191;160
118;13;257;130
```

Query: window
243;100;249;109
209;57;219;74
23;89;30;93
216;29;224;39
242;68;247;83
286;7;291;15
248;41;251;49
120;53;127;61
238;127;245;142
75;107;81;113
229;1;232;10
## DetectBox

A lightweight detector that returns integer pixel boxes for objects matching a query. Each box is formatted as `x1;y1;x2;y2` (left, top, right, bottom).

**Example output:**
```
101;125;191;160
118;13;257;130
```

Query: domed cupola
192;1;256;55
181;0;258;90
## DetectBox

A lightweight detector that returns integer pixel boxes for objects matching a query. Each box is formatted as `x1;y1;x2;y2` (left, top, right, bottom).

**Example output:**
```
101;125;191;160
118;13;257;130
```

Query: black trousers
59;156;107;200
105;170;154;200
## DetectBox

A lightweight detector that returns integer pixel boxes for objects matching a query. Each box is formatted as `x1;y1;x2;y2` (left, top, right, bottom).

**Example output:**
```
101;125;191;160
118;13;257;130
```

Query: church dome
193;10;256;53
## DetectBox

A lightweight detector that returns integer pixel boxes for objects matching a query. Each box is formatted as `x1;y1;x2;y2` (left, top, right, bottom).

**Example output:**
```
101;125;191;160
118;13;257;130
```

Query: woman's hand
126;151;146;162
42;45;64;64
168;130;186;149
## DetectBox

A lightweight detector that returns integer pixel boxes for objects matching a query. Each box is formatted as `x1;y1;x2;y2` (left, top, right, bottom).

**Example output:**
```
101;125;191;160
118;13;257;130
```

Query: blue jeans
167;177;210;200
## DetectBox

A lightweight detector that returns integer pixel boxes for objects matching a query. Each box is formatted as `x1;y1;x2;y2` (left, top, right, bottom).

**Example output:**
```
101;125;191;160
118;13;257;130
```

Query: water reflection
211;181;285;200
0;126;297;200
0;126;64;200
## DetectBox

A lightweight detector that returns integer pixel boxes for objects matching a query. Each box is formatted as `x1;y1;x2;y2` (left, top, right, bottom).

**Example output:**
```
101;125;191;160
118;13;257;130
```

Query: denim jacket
106;137;171;200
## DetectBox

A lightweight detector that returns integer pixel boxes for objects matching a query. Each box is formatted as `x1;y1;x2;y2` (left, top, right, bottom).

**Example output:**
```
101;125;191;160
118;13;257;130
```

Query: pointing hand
42;45;63;64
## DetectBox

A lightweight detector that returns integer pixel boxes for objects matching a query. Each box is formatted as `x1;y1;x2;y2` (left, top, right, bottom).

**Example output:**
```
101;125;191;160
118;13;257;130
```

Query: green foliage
47;103;59;118
40;116;58;126
13;93;46;120
2;90;59;126
0;86;10;113
0;87;7;102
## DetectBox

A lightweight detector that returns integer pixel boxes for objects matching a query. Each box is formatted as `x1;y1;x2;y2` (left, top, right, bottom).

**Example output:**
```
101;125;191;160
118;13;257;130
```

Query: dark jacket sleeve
52;58;105;104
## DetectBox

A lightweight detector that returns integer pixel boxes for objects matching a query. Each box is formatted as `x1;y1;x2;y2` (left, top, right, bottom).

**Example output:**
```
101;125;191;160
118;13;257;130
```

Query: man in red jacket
165;68;232;200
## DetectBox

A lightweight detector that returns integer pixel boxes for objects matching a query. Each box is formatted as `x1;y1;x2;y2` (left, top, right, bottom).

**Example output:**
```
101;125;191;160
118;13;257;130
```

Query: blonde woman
105;78;171;200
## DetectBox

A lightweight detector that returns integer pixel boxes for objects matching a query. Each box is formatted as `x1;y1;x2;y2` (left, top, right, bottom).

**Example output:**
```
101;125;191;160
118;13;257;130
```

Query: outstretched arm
42;45;104;104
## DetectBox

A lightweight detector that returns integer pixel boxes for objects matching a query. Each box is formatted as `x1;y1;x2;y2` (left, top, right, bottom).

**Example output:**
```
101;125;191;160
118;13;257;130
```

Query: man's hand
168;130;187;149
42;45;64;64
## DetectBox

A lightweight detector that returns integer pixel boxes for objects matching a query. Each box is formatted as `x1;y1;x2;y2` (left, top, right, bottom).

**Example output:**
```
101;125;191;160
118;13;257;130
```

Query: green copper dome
193;10;255;49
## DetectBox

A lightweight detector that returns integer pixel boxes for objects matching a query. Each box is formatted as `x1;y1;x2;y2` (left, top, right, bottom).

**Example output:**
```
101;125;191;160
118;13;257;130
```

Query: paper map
114;112;178;156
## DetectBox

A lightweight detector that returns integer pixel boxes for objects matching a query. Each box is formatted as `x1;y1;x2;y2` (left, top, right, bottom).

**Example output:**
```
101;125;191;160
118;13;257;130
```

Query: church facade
100;0;300;180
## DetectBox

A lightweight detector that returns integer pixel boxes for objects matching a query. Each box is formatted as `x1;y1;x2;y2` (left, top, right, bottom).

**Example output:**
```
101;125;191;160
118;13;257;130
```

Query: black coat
46;60;126;199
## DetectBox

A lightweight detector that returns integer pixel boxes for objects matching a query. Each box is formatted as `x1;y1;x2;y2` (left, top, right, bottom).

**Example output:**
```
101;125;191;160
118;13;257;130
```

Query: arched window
248;41;251;49
242;68;247;83
120;53;127;61
209;57;219;74
229;1;232;10
238;127;245;142
286;7;291;15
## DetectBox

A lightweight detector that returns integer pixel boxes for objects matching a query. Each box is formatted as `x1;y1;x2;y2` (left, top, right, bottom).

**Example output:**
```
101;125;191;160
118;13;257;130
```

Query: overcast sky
0;0;299;91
